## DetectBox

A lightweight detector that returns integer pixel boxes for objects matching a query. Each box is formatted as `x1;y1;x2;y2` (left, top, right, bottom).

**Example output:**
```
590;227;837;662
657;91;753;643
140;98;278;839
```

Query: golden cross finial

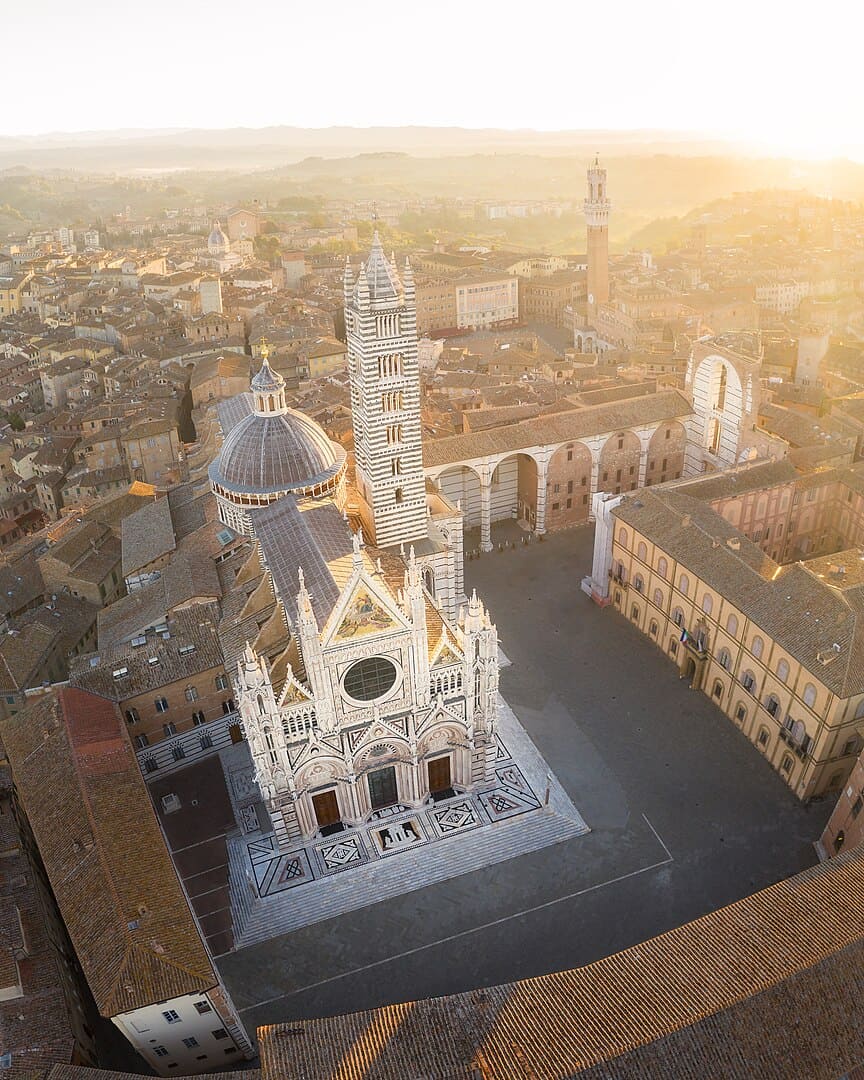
259;336;270;361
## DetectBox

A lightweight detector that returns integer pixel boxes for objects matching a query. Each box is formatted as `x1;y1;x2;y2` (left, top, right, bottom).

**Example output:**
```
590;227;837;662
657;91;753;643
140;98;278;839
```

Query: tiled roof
258;846;864;1080
613;486;864;697
120;496;176;577
669;458;799;503
0;622;59;692
423;390;692;468
70;605;224;699
48;1070;259;1080
0;687;216;1019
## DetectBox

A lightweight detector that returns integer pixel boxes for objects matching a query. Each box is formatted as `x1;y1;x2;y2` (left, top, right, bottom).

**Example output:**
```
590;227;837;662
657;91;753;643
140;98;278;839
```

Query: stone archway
644;420;686;487
597;431;642;496
433;464;483;527
544;440;592;530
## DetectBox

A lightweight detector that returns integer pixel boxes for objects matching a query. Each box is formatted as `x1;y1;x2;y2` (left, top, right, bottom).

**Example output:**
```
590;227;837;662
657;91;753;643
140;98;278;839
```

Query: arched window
742;670;756;693
618;527;629;547
257;694;266;716
637;541;648;562
803;684;817;709
715;363;727;411
394;487;404;503
718;648;731;670
765;693;780;718
653;588;663;606
633;574;644;593
679;574;689;596
125;708;140;724
423;568;435;596
776;659;790;684
726;613;739;636
702;594;714;616
649;620;658;637
751;636;764;660
669;639;678;656
657;557;668;579
713;680;723;699
672;607;684;627
631;605;640;622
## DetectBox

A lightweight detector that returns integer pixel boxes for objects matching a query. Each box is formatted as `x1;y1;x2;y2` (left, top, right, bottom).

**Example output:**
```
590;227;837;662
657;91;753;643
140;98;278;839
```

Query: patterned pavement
243;743;543;900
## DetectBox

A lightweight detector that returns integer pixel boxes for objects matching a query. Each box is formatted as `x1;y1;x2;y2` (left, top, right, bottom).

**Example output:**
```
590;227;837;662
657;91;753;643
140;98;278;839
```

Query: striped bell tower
344;233;428;549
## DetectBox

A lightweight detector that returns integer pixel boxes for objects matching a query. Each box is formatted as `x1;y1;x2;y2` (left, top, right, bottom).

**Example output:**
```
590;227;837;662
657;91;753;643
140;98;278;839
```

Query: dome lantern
251;339;287;416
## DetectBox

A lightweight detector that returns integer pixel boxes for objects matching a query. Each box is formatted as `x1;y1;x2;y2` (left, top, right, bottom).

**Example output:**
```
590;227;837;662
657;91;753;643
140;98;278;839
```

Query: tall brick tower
584;154;611;316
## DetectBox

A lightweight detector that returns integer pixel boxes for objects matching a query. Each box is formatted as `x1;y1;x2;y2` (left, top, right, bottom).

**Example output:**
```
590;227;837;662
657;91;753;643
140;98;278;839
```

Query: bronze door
427;756;451;793
312;790;341;828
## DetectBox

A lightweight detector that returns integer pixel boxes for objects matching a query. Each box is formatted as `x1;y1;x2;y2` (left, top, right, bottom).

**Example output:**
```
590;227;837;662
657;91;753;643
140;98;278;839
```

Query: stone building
69;606;237;778
585;460;864;800
209;235;499;849
683;333;772;474
424;390;691;548
818;746;864;857
1;686;253;1074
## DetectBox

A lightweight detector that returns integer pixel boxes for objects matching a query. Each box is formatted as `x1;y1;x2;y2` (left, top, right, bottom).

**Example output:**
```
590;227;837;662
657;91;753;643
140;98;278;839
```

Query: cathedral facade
210;235;499;846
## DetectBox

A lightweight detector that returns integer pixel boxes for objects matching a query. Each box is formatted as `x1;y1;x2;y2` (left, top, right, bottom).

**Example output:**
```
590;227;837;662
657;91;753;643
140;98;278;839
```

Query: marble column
479;464;493;552
534;456;549;535
638;439;649;488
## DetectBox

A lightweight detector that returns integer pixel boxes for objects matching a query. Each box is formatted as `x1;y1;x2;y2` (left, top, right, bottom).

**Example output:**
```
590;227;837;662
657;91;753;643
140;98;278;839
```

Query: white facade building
455;277;519;330
683;334;764;475
207;236;497;858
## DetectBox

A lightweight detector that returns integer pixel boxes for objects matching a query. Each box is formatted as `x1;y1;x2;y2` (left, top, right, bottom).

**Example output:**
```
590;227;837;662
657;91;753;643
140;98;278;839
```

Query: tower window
390;458;403;476
386;424;403;445
394;488;404;503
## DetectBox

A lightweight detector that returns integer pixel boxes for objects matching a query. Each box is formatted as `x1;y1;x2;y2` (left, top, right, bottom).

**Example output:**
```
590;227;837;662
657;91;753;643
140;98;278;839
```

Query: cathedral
209;235;500;846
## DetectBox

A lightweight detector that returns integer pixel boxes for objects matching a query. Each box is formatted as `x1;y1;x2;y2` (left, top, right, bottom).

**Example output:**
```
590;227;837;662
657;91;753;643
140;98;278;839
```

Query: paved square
215;524;831;1035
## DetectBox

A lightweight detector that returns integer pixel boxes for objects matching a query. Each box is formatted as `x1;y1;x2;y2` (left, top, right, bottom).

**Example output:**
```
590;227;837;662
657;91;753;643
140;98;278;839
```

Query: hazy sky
5;0;860;158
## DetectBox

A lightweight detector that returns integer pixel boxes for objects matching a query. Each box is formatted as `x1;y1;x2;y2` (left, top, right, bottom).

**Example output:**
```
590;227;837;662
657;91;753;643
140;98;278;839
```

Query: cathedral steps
227;804;588;949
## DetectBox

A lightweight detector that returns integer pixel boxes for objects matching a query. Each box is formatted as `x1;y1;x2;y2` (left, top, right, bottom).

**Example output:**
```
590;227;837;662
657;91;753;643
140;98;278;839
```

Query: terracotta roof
258;846;864;1080
423;390;692;468
613;485;864;697
48;1070;259;1080
120;496;176;577
0;687;216;1018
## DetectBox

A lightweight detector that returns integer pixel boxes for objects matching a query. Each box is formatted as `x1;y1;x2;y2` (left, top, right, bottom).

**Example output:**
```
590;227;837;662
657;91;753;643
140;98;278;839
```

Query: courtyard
215;523;831;1034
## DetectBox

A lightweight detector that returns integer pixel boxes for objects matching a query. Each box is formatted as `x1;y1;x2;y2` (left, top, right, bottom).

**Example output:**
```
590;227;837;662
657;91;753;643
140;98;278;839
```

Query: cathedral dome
210;408;346;497
208;221;230;254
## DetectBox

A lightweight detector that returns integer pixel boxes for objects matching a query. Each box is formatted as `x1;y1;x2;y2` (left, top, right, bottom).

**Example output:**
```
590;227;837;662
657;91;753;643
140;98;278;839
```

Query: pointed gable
332;580;401;643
